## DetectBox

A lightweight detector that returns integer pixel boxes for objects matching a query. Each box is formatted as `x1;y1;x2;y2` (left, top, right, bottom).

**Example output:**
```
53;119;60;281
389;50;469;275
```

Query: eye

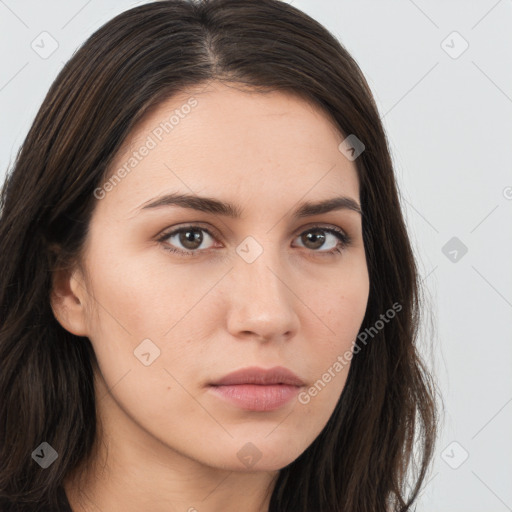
158;225;217;256
157;224;351;257
292;226;351;256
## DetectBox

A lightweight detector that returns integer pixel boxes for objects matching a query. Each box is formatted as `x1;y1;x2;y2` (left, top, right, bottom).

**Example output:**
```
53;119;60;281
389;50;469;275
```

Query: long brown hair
0;1;441;510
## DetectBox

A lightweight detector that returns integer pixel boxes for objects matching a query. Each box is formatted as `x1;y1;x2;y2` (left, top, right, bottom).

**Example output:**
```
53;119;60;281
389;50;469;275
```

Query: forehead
100;81;360;216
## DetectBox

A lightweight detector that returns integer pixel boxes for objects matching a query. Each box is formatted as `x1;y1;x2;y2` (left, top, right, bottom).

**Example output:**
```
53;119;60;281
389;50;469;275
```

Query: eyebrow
134;193;362;218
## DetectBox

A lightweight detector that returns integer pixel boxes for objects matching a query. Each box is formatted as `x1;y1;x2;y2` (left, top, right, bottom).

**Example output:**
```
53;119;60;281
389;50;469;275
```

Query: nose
225;246;300;343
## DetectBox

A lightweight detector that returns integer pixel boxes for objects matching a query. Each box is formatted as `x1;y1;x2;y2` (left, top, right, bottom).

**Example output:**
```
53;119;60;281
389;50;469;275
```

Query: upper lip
210;366;305;386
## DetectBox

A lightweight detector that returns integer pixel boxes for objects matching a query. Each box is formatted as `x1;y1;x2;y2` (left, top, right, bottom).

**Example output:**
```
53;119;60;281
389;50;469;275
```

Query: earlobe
50;268;89;337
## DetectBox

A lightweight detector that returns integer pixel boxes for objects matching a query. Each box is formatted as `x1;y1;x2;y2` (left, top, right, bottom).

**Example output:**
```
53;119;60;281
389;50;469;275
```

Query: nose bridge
235;236;285;302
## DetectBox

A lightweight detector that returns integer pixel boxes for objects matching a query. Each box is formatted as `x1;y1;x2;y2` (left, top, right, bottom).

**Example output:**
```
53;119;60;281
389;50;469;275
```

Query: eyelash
156;224;352;258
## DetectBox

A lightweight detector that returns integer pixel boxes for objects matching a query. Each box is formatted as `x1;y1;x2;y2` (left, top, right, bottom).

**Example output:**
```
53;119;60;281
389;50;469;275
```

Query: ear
50;265;90;337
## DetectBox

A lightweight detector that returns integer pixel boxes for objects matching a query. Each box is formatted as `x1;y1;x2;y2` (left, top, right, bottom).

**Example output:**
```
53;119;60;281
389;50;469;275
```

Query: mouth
208;366;305;412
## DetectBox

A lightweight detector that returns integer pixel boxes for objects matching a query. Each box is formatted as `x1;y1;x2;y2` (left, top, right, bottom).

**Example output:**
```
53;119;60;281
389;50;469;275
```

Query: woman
0;0;440;510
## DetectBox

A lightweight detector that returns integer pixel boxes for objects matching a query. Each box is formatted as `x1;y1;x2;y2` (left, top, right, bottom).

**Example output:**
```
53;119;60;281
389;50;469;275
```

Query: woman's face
55;81;369;473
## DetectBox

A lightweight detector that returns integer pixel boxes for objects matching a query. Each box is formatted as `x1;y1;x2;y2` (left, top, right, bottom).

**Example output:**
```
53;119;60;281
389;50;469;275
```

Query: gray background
1;1;511;510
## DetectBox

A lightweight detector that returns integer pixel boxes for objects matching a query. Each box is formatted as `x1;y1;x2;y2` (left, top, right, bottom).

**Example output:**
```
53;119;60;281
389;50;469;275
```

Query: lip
210;366;305;387
208;366;305;412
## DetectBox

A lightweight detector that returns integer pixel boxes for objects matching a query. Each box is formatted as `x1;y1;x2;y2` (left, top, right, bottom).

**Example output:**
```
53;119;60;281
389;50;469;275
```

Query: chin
210;437;308;473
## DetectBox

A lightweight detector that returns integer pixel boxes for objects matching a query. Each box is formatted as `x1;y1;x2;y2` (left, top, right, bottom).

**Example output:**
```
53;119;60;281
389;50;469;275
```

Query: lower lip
208;384;301;411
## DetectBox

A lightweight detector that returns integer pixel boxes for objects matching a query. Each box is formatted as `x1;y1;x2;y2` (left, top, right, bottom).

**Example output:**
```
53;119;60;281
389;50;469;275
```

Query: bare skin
51;80;370;512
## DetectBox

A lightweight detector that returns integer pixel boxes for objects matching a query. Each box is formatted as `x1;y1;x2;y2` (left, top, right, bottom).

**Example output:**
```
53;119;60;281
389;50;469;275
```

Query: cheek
84;243;196;334
81;252;203;428
297;265;369;413
81;245;220;390
318;264;370;348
